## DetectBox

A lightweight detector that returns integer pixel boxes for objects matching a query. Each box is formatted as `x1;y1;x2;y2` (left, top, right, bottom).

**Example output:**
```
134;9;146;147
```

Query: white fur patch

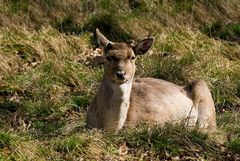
111;81;132;130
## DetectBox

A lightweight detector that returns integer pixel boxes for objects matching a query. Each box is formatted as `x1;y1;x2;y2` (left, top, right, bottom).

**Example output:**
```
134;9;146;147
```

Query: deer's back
127;78;195;125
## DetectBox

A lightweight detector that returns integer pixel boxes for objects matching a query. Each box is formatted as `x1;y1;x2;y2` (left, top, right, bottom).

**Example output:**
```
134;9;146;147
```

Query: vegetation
0;0;240;160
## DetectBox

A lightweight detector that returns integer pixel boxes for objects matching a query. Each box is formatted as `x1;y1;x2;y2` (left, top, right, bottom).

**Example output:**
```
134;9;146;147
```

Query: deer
86;29;217;133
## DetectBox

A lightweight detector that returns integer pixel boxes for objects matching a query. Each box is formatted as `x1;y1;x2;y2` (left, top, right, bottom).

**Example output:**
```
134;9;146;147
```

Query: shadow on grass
0;101;19;112
53;13;133;46
201;21;240;44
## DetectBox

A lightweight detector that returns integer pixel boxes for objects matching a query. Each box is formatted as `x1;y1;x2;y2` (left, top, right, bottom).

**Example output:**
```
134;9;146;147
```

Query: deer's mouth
114;77;128;83
110;75;129;84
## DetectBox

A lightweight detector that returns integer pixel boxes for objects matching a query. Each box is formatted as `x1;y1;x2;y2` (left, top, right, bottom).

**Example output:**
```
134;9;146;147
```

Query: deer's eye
106;56;111;61
127;55;135;61
112;56;119;61
106;56;119;62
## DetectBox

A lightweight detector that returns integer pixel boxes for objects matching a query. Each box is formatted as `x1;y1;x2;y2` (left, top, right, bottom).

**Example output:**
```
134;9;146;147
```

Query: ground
0;0;240;160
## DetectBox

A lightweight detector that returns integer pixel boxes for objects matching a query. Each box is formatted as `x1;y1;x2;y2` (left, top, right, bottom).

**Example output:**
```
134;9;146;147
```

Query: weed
0;100;19;112
54;16;82;34
129;0;149;12
116;123;220;159
70;95;91;112
175;0;194;12
8;0;31;13
83;13;132;42
54;135;85;153
228;138;240;154
32;118;66;138
202;21;240;43
0;132;12;149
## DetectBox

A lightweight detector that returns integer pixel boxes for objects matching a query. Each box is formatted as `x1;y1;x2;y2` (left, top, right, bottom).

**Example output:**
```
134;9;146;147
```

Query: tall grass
0;0;240;160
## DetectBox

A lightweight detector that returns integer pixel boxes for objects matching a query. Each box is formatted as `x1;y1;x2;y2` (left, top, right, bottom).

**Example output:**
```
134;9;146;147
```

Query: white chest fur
103;81;132;131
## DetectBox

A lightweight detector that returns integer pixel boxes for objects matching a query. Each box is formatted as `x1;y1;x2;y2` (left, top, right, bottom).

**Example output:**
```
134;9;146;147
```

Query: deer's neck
96;77;132;132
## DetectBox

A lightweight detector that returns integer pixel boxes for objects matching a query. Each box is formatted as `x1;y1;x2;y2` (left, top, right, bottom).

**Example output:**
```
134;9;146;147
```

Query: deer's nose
116;70;126;79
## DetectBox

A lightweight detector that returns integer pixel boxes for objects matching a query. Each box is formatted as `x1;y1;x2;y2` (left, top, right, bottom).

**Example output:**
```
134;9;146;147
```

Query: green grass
0;0;240;160
0;132;13;149
116;124;221;160
202;21;240;43
54;135;89;154
136;27;240;107
228;138;240;154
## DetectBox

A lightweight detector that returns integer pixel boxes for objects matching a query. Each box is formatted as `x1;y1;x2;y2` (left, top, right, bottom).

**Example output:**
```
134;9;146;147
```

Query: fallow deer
86;29;216;133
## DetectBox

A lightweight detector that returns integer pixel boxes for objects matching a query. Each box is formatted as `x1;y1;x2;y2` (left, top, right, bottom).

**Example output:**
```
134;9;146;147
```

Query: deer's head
96;29;154;84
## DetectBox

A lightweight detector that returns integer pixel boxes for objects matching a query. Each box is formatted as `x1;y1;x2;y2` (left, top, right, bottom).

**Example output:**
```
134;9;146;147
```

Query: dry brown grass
0;0;240;160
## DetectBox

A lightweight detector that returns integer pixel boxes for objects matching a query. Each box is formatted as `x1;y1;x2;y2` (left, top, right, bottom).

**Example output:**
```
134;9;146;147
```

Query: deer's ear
134;37;155;55
96;28;112;48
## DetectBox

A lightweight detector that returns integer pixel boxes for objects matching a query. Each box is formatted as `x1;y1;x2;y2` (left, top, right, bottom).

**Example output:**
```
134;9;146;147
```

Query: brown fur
86;29;216;133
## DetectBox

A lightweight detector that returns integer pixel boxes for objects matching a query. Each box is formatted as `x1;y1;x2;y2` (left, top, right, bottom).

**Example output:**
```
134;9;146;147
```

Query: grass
202;21;240;43
228;138;240;154
116;124;223;160
0;0;240;160
136;27;240;107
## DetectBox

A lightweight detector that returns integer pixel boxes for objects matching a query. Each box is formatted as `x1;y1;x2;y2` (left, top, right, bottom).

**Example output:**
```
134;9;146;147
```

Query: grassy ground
0;0;240;160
